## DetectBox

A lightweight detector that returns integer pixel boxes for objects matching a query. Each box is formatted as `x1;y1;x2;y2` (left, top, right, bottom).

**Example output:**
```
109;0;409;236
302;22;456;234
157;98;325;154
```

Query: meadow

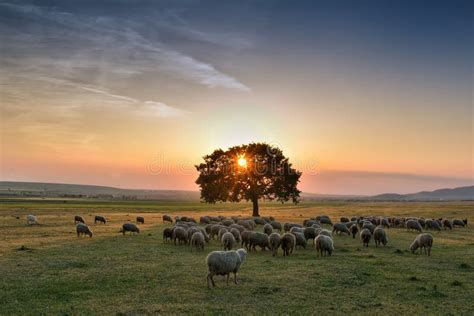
0;199;473;315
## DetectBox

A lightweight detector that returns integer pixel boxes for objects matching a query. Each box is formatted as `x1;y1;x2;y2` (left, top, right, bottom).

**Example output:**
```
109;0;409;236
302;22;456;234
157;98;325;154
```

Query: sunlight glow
238;156;247;168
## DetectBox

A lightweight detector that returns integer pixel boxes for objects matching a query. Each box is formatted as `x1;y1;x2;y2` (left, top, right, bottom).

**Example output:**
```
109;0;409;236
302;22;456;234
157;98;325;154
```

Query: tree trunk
252;198;259;217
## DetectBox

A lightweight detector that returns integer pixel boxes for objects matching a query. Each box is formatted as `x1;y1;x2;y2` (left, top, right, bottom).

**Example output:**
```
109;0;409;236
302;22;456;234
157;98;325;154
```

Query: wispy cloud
0;2;251;91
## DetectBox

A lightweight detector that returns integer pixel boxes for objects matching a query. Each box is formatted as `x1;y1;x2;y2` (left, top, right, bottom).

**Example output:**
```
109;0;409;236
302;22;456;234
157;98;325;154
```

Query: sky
0;0;472;195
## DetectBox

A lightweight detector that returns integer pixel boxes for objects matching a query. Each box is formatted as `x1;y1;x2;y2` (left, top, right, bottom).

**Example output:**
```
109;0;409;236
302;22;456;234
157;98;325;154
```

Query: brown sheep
136;216;145;224
349;224;359;239
162;214;173;224
74;215;85;224
163;227;173;243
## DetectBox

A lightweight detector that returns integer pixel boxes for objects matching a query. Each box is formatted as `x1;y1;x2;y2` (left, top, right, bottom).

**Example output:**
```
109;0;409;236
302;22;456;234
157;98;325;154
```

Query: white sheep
206;248;247;288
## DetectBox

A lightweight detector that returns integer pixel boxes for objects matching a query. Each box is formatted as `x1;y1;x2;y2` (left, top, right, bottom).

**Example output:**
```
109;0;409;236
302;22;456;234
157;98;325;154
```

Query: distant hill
371;186;474;201
0;181;472;201
0;181;200;201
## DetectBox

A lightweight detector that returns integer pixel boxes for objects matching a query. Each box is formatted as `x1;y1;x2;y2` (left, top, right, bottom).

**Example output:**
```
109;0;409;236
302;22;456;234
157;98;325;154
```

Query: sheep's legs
226;274;230;286
234;272;239;285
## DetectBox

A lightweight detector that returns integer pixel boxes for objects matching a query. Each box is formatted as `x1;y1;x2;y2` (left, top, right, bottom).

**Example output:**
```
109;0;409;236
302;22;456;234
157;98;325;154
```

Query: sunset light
238;156;247;168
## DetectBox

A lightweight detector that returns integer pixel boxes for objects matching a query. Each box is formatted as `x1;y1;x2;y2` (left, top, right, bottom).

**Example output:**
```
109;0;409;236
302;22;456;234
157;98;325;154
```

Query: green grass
0;199;473;315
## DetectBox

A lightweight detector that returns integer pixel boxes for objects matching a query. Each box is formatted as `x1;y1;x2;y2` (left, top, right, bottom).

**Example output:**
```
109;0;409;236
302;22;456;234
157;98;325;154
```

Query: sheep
418;218;426;228
270;221;282;232
74;215;85;224
210;225;227;240
94;215;106;224
283;223;303;232
340;217;350;223
381;218;390;228
425;219;441;231
263;223;273;235
237;219;255;230
136;216;145;224
292;232;307;249
269;233;281;256
121;223;140;236
206;248;247;289
410;233;434;256
230;228;241;242
162;214;173;224
76;223;93;238
349;224;359;239
318;229;332;237
222;232;236;251
290;226;305;234
190;231;205;252
200;216;211;225
303;219;318;227
360;228;372;247
319;217;333;226
406;219;423;233
332;223;351;236
304;227;318;242
241;230;253;250
253;217;267;226
314;235;334;256
281;233;296;256
453;219;466;227
26;214;37;225
249;232;269;251
221;218;234;226
173;226;188;245
229;224;246;233
218;228;230;241
362;222;376;234
443;219;453;230
373;226;388;247
163;227;173;243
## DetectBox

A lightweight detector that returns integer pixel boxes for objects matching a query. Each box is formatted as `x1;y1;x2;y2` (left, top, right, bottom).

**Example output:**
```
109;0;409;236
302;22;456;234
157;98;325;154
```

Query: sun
237;156;247;168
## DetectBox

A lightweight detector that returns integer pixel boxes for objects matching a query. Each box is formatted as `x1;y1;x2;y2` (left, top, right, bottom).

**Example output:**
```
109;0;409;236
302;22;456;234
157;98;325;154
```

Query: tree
195;143;302;217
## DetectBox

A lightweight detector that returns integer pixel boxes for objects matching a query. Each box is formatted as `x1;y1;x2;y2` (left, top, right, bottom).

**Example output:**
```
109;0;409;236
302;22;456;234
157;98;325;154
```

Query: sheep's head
409;241;418;253
88;231;93;238
237;248;247;262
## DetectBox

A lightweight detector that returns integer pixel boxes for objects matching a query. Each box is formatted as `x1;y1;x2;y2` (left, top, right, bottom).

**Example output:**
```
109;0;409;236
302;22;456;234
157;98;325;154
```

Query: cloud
143;101;191;118
0;2;251;91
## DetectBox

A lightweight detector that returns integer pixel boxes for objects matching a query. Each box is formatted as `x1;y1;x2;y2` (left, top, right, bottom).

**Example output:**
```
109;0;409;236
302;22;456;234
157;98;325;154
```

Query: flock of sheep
24;213;468;288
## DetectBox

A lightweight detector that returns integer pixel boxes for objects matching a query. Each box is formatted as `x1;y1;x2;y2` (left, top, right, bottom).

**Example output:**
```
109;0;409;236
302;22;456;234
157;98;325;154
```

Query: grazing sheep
304;227;318;242
230;228;241;242
94;215;106;224
173;226;188;245
190;231;205;251
303;219;319;227
270;221;282;232
362;222;376;234
332;223;351;236
26;214;37;225
381;218;390;228
263;223;273;235
74;215;85;224
425;219;441;231
253;217;267;226
269;233;281;256
406;219;423;233
200;216;211;225
229;224;246;233
318;229;333;237
281;233;296;256
293;232;307;249
443;219;453;230
162;214;173;224
349;224;359;239
319;217;333;226
237;220;255;230
249;232;269;251
210;225;226;240
314;235;334;256
218;228;230;241
453;219;466;227
222;232;236;251
374;226;388;247
360;228;372;247
206;248;247;289
410;233;434;256
241;230;253;250
290;226;305;234
136;216;145;224
222;218;234;226
284;223;303;232
121;223;140;236
418;218;426;228
163;227;173;243
76;223;93;238
340;217;350;223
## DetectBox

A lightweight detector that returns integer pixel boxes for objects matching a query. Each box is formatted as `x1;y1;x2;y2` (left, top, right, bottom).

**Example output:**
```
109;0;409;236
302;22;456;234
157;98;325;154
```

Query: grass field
0;199;473;315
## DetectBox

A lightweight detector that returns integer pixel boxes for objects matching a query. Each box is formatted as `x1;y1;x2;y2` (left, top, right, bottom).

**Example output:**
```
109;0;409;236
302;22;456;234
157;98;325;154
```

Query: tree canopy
195;142;302;216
